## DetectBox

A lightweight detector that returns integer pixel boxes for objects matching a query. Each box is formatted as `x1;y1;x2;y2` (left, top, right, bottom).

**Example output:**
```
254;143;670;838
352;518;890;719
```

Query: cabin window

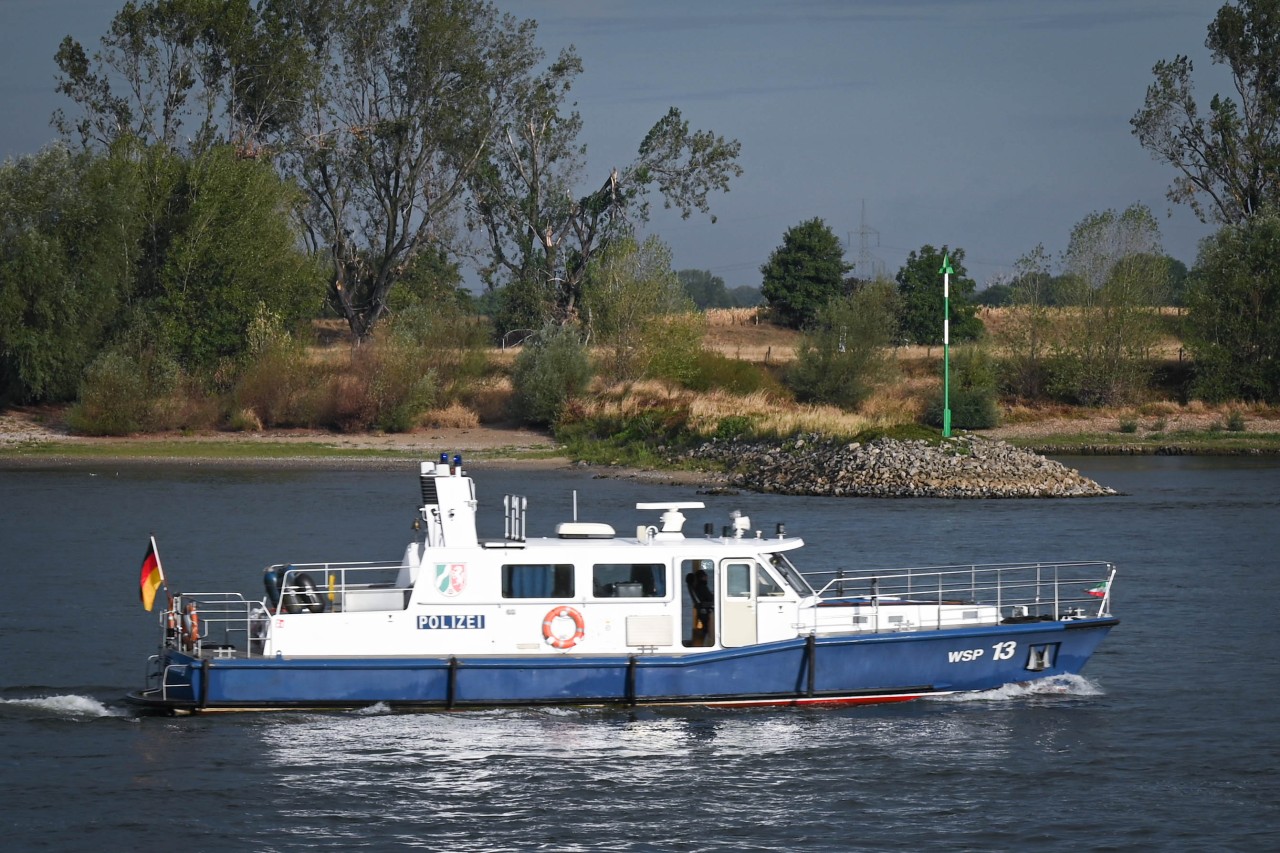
681;559;716;605
766;552;815;595
725;563;752;597
592;563;666;598
756;565;785;596
501;564;575;599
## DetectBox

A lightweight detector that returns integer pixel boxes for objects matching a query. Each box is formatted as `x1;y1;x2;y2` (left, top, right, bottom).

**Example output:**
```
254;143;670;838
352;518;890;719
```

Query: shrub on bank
714;415;755;440
231;305;487;433
511;326;592;426
682;350;784;396
555;405;697;468
67;347;184;435
333;338;438;432
232;338;326;428
786;288;897;411
923;346;1000;430
924;388;1000;431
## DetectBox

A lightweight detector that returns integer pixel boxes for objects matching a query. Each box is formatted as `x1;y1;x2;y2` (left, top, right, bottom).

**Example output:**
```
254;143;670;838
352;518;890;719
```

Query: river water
1;456;1277;851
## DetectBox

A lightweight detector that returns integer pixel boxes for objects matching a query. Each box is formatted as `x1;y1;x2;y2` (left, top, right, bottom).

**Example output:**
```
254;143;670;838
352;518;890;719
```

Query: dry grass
296;313;1280;443
686;388;907;438
459;375;515;423
976;305;1186;359
705;307;764;326
304;319;354;366
859;374;936;422
1000;402;1088;425
985;399;1280;440
418;401;481;430
578;381;909;440
702;310;798;364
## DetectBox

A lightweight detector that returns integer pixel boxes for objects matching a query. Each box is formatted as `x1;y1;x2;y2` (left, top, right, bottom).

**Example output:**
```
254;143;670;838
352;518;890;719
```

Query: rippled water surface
2;457;1278;851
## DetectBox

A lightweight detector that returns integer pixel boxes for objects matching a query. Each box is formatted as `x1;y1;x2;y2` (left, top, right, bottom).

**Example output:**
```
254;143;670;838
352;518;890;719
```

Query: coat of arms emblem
434;562;466;596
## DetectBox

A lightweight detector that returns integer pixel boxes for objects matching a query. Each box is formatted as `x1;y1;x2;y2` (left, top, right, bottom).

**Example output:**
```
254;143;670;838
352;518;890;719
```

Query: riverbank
0;409;561;466
983;407;1280;454
3;407;1279;486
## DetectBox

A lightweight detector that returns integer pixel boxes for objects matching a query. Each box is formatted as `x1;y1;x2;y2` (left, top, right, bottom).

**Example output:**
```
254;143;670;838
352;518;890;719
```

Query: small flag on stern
139;536;166;611
1085;581;1109;598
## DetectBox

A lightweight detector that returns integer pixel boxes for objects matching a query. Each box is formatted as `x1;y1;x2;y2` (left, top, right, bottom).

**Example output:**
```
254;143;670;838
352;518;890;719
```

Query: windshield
768;552;815;596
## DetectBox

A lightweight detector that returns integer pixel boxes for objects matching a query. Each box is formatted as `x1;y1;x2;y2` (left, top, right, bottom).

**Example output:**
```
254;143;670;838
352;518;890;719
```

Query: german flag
139;537;165;611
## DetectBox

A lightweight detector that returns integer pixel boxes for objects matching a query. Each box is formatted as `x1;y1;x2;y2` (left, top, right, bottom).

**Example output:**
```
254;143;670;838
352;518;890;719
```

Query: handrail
802;560;1115;634
159;561;419;659
272;562;414;617
161;592;261;658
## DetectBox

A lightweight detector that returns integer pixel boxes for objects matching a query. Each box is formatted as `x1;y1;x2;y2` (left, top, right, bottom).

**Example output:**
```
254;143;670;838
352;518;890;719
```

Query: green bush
923;346;1000;430
555;407;695;467
233;338;321;428
683;350;783;395
1046;353;1152;406
334;338;438;433
714;415;755;440
1185;213;1280;403
924;388;1000;430
786;286;897;411
510;326;593;426
640;312;705;387
852;423;940;443
384;302;490;393
612;408;690;445
996;357;1050;401
67;347;181;435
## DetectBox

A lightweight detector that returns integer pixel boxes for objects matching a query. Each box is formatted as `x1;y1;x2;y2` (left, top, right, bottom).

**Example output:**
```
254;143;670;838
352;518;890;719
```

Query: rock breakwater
684;434;1116;498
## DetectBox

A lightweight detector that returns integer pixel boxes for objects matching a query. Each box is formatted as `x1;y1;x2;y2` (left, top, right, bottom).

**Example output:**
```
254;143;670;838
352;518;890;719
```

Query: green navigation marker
940;253;952;437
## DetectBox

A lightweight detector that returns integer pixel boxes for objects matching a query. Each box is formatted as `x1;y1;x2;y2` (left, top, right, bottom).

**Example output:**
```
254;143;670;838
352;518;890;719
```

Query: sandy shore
0;409;553;453
0;409;558;466
0;409;728;486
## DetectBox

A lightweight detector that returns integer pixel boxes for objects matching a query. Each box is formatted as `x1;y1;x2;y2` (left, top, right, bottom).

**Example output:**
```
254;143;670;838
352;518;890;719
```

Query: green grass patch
851;423;942;444
556;417;688;469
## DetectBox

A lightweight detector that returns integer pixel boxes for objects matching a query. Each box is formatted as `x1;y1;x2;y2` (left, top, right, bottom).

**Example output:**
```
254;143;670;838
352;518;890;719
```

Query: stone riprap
684;434;1116;498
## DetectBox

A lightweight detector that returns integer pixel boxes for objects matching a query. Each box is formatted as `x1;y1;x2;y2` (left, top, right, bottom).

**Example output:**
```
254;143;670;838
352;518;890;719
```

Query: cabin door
719;561;757;647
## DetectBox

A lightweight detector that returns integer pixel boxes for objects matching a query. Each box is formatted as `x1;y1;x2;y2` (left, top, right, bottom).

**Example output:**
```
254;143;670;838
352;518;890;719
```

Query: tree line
2;0;1278;428
758;0;1280;410
1;0;740;407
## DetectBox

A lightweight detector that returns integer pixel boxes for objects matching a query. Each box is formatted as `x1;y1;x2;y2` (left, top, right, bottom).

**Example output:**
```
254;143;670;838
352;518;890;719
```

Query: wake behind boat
128;456;1118;713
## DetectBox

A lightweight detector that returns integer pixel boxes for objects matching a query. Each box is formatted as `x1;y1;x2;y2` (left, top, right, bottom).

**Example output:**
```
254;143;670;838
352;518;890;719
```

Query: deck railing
270;561;415;615
157;592;262;659
155;561;417;659
803;560;1115;633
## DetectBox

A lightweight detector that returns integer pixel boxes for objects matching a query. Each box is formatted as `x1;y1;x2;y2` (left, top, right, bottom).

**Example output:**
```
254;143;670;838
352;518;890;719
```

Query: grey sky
1;0;1229;288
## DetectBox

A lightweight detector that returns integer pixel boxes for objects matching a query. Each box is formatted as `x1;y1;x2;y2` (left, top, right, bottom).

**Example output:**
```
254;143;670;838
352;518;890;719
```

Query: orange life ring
542;606;585;650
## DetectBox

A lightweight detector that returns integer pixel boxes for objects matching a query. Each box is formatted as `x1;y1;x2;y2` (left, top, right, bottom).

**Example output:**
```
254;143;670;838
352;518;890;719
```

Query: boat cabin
248;457;816;659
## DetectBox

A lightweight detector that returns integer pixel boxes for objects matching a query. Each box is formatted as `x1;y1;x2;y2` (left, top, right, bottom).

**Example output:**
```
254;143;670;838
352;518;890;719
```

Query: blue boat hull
129;618;1117;712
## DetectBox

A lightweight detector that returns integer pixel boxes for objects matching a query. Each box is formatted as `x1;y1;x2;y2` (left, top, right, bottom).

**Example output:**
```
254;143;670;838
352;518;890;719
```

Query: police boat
128;455;1118;713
